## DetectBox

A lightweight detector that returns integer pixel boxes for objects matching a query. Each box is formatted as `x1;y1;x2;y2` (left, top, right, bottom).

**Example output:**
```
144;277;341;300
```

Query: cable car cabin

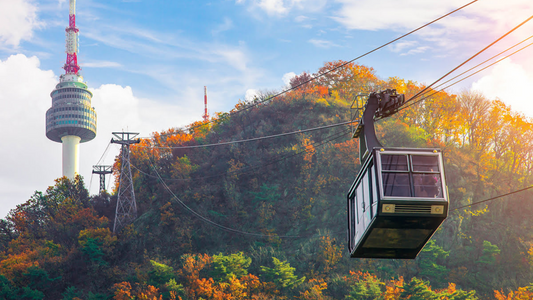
347;147;448;259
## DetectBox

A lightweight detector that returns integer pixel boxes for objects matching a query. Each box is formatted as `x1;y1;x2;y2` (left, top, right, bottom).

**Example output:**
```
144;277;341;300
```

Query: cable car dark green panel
347;147;448;259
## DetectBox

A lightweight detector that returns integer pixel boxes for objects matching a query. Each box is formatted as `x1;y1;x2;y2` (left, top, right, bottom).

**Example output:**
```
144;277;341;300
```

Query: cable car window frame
376;150;447;201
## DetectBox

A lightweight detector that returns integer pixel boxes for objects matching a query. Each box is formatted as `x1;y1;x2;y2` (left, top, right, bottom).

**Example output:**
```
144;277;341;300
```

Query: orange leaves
180;253;213;284
315;236;342;273
494;287;533;300
112;282;134;300
298;278;328;300
0;249;38;283
383;277;404;300
174;253;283;300
112;282;165;300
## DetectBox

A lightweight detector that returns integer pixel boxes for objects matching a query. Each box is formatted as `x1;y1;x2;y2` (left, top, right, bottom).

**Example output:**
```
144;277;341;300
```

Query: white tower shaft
61;135;81;178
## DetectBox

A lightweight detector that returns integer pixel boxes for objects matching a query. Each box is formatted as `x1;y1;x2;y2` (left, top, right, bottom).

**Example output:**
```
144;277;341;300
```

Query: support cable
452;185;533;211
392;38;533;114
151;0;479;139
141;120;354;149
147;155;303;238
403;14;533;107
133;128;351;182
89;141;112;193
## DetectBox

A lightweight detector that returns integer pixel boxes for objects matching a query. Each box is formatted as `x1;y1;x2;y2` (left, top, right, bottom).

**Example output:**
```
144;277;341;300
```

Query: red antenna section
64;0;80;74
203;86;209;122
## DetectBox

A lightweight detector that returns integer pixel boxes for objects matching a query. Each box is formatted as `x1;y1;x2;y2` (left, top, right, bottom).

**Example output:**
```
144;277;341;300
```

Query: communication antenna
203;86;209;122
111;132;140;233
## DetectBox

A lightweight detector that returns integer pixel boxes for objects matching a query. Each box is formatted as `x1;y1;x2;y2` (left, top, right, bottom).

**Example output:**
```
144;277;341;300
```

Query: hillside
2;60;533;299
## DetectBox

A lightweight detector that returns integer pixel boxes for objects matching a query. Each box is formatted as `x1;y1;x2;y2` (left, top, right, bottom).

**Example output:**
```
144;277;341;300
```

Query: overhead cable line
89;141;112;193
140;120;355;149
426;34;533;93
394;38;533;114
403;14;533;107
152;0;479;139
452;185;533;211
147;155;303;238
133;128;351;182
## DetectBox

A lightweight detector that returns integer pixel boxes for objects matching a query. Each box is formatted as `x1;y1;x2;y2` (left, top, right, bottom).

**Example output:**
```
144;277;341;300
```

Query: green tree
477;240;500;265
400;278;439;300
345;273;383;300
260;257;305;289
149;260;176;287
211;252;252;282
417;240;449;287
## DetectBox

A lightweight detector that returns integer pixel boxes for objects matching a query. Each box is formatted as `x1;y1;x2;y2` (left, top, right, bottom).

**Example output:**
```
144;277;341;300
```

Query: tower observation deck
46;0;97;178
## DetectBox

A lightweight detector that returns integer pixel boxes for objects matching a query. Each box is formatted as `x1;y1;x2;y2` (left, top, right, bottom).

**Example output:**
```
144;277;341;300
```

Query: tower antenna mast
65;0;80;75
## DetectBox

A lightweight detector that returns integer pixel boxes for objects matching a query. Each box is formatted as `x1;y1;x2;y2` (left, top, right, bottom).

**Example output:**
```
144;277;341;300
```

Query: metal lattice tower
111;132;141;233
92;165;113;194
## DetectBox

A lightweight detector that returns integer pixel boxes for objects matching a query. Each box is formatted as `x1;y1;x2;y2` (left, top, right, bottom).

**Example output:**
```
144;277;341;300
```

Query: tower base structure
61;135;81;178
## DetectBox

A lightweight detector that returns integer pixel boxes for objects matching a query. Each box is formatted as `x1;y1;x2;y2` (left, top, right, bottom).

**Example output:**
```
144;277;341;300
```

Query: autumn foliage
2;60;533;298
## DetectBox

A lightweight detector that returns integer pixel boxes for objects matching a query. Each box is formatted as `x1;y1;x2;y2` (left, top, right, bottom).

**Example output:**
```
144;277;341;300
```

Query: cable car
347;90;448;259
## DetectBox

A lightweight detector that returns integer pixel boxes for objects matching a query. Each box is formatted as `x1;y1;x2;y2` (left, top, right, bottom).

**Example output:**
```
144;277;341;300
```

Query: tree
260;257;305;290
211;252;252;282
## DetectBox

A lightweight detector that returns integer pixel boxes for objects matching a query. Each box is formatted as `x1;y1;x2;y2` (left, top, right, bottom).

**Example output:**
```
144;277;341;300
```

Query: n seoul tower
46;0;97;178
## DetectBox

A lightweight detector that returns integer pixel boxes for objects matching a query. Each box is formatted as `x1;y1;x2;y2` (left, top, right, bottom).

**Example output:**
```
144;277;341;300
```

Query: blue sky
1;0;533;217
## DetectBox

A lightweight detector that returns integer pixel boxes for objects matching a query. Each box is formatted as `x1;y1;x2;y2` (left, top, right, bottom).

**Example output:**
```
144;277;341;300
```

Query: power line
151;0;479;139
394;38;533;113
133;128;351;182
89;141;112;193
147;155;303;239
452;185;533;211
427;35;533;92
403;14;533;107
141;120;354;149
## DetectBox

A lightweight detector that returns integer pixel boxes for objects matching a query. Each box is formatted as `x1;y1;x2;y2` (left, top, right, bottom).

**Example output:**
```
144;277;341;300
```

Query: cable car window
412;155;440;172
349;195;356;249
381;154;408;171
382;172;411;197
413;174;443;198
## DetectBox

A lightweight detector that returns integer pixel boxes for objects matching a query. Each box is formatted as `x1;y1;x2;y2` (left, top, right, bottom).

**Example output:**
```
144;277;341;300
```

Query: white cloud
332;0;533;39
309;39;339;49
400;46;431;56
294;15;308;22
0;54;58;218
258;0;289;16
471;58;533;118
81;61;122;68
245;89;259;101
388;40;417;53
282;72;296;86
0;54;194;218
242;0;326;17
0;0;42;47
332;0;461;31
212;18;234;35
84;25;250;73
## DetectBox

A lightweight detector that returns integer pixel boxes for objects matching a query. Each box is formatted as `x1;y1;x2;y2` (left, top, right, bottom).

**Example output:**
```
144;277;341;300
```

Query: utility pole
111;132;140;233
92;165;113;195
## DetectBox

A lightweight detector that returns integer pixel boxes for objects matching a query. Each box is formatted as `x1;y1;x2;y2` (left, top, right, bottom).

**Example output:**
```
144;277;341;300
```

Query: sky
1;0;533;218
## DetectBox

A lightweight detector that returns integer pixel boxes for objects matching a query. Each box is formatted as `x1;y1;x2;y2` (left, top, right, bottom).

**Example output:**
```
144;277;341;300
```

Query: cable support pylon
92;165;113;195
111;132;141;233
